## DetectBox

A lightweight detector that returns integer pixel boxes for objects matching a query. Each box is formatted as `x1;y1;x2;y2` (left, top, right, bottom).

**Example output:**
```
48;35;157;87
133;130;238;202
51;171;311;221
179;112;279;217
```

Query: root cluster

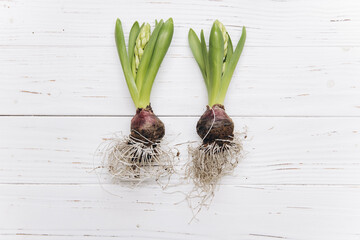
185;134;243;219
99;134;176;187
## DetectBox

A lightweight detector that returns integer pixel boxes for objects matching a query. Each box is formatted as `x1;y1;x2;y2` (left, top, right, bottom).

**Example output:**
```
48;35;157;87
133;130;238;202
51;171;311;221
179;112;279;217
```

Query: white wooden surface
1;0;360;239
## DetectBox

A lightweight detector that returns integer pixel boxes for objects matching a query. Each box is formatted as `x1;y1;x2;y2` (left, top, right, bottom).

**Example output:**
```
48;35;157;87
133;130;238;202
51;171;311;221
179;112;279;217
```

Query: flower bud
134;23;151;72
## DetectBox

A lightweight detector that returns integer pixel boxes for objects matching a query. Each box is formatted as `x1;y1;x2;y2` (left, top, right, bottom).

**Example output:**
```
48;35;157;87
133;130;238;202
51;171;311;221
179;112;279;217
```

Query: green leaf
135;20;164;92
138;18;174;108
188;29;206;81
128;21;140;77
217;26;246;104
200;30;210;94
208;22;224;106
115;19;139;107
222;33;233;78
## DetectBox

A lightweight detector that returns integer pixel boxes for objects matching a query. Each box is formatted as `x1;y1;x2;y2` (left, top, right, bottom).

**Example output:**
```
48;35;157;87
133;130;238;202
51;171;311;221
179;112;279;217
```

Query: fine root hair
97;133;176;188
185;133;244;220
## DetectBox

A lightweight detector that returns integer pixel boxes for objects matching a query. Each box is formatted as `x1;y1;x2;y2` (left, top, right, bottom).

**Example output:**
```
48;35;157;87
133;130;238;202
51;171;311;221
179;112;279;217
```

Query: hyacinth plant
186;20;246;203
102;18;174;183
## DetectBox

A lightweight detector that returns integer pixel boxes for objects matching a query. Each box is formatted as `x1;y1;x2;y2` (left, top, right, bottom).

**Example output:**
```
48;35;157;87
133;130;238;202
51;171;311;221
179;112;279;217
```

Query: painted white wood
1;46;360;116
1;117;359;185
1;0;360;47
1;0;360;239
1;0;360;116
0;184;359;240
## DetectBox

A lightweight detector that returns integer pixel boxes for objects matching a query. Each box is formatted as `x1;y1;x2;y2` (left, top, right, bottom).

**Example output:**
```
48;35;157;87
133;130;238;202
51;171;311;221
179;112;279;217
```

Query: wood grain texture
1;46;360;116
1;0;360;239
1;117;359;185
1;0;360;47
0;184;359;240
1;0;360;116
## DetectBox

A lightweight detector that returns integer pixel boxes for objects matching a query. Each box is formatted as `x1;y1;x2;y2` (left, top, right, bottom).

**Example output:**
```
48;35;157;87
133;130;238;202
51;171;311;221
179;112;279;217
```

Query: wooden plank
1;46;359;116
1;1;360;238
1;116;359;184
0;184;359;239
1;0;360;47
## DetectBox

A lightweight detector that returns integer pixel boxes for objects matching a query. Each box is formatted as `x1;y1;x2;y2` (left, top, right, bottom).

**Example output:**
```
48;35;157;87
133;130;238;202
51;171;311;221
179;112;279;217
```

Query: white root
97;134;176;188
185;133;244;221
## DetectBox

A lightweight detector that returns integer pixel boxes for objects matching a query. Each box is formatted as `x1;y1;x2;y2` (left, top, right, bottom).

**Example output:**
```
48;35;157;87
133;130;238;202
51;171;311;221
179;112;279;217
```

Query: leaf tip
241;26;247;41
